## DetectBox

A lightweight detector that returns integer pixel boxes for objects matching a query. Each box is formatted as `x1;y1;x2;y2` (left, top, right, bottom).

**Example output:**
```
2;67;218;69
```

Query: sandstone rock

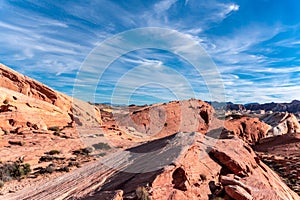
0;64;102;132
116;99;213;138
2;133;299;200
220;175;252;194
86;190;123;200
224;185;253;200
224;116;271;144
261;112;300;137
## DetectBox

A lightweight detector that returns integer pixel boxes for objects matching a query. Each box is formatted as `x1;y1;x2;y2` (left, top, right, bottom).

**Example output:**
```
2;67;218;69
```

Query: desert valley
0;63;299;200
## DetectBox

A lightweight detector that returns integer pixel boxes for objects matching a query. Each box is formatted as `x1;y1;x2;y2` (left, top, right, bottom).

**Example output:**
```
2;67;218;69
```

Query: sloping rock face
115;99;214;138
223;116;271;144
4;133;298;200
0;87;72;132
261;112;300;137
97;133;299;200
0;64;70;112
0;64;102;133
254;133;300;195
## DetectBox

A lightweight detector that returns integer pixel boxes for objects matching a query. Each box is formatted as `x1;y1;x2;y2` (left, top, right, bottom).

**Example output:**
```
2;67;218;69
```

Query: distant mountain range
208;100;300;113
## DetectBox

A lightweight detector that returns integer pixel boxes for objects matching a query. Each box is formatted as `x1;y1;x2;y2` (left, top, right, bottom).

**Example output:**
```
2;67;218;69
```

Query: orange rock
0;64;102;132
224;185;253;200
224;116;271;144
262;112;300;136
116;99;213;138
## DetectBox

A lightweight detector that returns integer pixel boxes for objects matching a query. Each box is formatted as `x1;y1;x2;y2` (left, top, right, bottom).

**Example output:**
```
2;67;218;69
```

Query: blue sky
0;0;300;104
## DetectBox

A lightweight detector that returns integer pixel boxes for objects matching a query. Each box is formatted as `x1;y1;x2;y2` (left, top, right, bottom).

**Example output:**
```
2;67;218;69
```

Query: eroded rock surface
115;99;214;138
3;133;298;200
223;116;271;144
0;64;102;133
261;112;300;137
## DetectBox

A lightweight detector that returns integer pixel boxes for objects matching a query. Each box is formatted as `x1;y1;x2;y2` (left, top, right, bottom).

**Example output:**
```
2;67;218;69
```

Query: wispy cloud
0;0;299;104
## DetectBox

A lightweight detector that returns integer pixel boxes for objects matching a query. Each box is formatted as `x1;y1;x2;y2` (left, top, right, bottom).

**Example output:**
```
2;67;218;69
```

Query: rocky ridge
1;132;299;200
0;63;102;134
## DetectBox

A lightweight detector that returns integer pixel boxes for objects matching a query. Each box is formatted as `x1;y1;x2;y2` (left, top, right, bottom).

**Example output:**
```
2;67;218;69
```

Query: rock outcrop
0;64;102;133
3;132;298;200
261;112;300;137
254;133;300;194
223;116;271;144
115;99;214;138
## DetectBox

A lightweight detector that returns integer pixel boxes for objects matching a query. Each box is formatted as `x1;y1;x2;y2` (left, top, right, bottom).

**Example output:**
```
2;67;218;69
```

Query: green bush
0;161;31;182
49;150;61;155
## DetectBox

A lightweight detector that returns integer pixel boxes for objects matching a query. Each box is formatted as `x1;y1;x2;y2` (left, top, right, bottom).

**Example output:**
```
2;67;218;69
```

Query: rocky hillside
261;112;300;137
223;116;271;145
115;99;214;138
0;64;103;192
223;100;300;113
2;132;299;200
0;63;102;134
0;64;299;199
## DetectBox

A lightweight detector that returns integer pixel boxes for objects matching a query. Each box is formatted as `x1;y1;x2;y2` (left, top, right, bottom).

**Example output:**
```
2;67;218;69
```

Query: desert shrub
48;150;61;155
58;166;69;172
45;165;54;174
0;161;31;182
92;142;111;150
73;147;94;155
68;161;80;168
98;152;107;157
39;155;64;162
82;147;94;154
136;186;151;200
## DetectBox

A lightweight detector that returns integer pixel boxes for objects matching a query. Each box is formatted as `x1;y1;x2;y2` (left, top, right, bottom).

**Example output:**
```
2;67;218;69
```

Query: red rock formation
115;99;213;138
0;64;71;112
224;116;271;144
3;132;298;199
261;112;300;136
0;64;102;132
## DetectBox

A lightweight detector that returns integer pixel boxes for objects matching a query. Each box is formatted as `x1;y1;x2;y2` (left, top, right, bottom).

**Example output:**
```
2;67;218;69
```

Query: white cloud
229;4;239;11
154;0;177;13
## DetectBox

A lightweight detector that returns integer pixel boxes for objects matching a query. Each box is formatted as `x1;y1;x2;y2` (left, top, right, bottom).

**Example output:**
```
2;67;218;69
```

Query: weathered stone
225;185;253;200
